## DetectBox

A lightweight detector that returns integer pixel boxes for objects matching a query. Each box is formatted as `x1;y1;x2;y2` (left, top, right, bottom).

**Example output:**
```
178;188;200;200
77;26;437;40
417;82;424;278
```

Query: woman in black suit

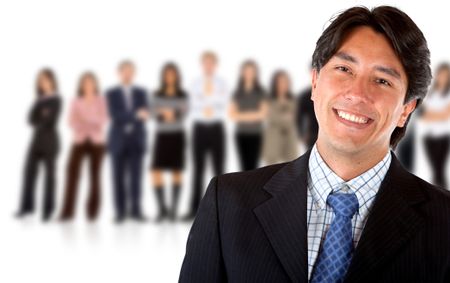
16;68;62;221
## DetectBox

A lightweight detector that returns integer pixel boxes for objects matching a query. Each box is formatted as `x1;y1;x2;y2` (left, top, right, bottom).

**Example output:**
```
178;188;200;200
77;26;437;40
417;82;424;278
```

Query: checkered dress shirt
307;144;392;279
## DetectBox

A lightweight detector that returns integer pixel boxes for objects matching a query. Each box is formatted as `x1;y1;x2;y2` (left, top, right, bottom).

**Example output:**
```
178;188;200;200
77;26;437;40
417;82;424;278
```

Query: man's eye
336;66;351;73
376;78;391;87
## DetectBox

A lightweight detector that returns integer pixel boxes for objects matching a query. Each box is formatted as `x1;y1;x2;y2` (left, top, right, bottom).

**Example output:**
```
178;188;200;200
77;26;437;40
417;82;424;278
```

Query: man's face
311;26;416;156
202;56;216;76
119;64;135;85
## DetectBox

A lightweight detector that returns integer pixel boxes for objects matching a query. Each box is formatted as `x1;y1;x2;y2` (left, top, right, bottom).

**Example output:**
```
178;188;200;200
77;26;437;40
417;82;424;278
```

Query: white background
0;0;449;282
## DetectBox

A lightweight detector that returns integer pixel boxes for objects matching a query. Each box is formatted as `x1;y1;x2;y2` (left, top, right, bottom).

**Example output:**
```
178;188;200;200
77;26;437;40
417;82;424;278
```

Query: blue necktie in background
311;191;359;283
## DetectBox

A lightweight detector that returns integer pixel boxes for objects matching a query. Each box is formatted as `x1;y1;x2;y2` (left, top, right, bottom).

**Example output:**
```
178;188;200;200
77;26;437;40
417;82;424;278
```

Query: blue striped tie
311;192;359;283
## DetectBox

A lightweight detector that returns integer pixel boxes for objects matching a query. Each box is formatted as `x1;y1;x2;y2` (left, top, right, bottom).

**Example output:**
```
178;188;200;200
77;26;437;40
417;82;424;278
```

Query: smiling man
179;6;450;283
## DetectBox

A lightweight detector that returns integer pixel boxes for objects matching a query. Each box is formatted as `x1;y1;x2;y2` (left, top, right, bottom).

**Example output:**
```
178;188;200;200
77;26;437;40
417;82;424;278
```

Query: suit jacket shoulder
216;163;288;208
132;86;147;95
344;153;450;282
106;86;120;96
414;173;450;202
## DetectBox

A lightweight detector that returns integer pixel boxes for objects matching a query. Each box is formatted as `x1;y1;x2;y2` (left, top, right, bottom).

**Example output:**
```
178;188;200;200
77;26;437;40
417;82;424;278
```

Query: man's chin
326;138;369;156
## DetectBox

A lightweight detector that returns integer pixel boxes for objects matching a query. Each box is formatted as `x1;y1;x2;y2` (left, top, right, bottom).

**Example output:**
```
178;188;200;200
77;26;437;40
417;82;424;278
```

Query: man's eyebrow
374;65;402;80
334;51;402;80
334;52;358;63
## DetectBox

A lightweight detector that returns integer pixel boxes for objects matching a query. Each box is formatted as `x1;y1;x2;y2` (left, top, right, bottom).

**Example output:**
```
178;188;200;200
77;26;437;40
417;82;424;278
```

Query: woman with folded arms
419;63;450;189
16;68;62;221
60;72;108;221
150;63;188;221
228;60;267;171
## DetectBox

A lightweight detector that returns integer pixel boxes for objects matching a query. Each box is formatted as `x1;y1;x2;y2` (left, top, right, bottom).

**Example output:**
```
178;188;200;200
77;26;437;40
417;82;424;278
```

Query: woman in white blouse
420;63;450;189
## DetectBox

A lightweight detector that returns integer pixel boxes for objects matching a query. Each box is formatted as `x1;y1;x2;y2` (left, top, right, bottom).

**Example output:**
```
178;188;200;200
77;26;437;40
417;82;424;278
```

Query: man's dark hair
312;6;432;149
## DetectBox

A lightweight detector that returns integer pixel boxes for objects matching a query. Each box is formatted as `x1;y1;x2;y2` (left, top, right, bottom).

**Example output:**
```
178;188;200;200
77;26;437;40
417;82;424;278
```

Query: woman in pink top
60;72;108;221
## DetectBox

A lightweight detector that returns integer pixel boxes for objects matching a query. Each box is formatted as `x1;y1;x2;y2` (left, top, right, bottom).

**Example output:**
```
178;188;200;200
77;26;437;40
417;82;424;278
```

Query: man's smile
332;108;374;129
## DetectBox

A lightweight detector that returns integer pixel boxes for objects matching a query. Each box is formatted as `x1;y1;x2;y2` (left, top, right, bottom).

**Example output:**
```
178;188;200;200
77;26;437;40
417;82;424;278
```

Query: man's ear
311;68;319;101
397;98;417;127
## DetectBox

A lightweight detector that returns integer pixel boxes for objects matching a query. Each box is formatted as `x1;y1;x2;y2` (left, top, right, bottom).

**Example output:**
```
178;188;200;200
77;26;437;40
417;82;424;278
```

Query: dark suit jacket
296;88;318;149
106;86;149;155
28;95;61;156
179;149;450;282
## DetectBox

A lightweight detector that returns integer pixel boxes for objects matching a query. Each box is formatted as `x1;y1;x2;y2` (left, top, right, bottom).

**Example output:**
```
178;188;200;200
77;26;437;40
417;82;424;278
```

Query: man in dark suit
296;86;318;150
179;6;450;282
106;60;149;223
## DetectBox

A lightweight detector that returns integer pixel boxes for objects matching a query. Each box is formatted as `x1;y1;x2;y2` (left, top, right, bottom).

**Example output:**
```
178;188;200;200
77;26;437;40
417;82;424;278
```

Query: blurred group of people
396;63;450;189
16;50;449;224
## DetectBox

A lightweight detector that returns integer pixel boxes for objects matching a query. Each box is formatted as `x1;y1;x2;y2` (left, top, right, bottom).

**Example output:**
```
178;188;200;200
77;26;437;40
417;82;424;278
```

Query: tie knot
327;192;359;218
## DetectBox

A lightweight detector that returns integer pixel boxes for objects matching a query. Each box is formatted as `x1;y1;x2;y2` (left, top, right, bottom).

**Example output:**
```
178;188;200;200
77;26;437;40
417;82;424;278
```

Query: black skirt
151;131;186;170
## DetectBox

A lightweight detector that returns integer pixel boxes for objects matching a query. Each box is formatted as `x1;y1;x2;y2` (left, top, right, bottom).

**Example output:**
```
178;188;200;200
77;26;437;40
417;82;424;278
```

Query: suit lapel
253;149;311;282
116;87;128;112
344;152;427;282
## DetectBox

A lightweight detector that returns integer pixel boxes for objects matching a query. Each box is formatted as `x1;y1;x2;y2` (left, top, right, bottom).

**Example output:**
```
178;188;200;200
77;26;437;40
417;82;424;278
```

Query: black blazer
179;149;450;282
106;86;149;155
28;96;62;156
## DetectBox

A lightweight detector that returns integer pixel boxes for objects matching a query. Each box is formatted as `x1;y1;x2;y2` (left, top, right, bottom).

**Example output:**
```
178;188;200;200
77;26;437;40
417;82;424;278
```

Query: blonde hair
201;51;218;63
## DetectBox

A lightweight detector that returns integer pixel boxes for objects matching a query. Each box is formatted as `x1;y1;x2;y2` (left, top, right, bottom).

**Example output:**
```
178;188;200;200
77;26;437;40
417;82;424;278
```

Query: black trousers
424;135;450;189
189;122;225;215
111;145;144;218
18;148;57;219
235;132;262;171
60;141;105;220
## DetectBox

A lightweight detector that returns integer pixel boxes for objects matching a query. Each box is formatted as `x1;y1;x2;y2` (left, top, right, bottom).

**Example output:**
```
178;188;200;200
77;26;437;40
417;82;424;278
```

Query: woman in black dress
150;62;188;221
16;68;62;221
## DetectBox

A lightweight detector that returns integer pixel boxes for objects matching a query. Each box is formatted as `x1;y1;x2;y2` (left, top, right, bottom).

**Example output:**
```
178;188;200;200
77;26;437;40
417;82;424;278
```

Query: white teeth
337;110;369;124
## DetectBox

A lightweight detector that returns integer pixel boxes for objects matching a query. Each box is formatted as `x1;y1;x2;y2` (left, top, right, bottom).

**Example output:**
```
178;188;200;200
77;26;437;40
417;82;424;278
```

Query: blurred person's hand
204;107;214;118
136;108;149;120
281;111;294;121
41;108;50;116
421;110;447;122
161;108;175;122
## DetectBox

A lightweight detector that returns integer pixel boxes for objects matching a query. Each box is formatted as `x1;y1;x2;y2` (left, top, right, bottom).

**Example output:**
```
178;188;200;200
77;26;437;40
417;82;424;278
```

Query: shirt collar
122;85;133;95
308;143;392;218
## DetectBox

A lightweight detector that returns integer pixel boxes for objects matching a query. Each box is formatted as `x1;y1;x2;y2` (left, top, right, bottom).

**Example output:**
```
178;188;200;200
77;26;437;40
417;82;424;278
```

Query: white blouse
421;91;450;137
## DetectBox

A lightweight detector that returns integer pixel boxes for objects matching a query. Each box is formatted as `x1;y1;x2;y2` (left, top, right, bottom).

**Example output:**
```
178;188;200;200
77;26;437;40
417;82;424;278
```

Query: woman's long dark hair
234;60;264;97
156;62;186;97
431;63;450;96
77;71;100;97
269;70;293;99
35;68;58;98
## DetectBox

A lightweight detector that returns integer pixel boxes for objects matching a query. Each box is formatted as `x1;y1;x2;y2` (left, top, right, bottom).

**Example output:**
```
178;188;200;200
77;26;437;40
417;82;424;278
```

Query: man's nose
344;77;371;103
